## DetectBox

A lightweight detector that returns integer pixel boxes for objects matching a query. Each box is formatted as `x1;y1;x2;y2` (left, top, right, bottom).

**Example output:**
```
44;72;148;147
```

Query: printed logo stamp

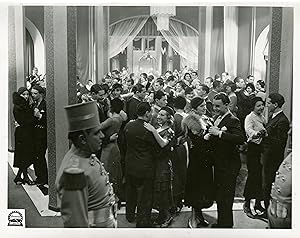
7;210;25;227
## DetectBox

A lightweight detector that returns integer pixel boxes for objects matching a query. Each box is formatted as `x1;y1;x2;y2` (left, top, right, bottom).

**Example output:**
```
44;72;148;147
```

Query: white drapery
224;6;239;78
109;16;149;59
154;18;199;70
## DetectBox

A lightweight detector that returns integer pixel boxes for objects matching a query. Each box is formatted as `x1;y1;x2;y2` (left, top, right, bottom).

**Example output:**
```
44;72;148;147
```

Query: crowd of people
12;66;291;229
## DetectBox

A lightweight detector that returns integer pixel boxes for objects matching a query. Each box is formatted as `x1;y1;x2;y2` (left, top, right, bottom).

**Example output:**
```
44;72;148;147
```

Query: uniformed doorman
55;101;117;228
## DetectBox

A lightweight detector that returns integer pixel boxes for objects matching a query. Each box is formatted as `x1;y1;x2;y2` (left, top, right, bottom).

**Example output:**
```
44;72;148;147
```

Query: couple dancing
182;93;245;228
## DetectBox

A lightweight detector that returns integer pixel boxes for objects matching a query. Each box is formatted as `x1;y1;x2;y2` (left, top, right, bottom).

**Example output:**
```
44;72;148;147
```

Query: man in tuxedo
90;84;110;123
150;90;168;128
262;93;290;214
208;93;245;228
31;85;48;186
196;84;213;117
124;102;158;227
208;80;223;103
125;83;146;120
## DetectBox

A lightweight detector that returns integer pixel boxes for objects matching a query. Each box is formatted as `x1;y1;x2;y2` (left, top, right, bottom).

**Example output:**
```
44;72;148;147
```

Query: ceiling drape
109;16;149;58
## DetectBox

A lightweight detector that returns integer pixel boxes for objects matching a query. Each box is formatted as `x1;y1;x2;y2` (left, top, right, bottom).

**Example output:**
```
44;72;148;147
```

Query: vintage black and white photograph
1;1;297;234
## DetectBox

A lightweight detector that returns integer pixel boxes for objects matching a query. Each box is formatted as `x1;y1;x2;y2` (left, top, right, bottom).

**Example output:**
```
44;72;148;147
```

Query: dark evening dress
184;127;214;209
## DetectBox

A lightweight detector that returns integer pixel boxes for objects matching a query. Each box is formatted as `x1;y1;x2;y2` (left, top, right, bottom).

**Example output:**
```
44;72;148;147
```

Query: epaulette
59;167;87;190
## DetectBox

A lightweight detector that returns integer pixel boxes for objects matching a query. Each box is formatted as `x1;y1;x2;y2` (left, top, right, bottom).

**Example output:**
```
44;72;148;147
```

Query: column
88;6;95;83
156;36;162;75
198;6;206;82
127;40;133;73
95;6;109;83
8;6;26;151
278;8;293;121
45;6;77;211
8;7;17;151
224;6;238;79
0;4;9;214
266;7;282;95
204;7;213;78
249;7;256;75
14;6;26;88
167;44;173;71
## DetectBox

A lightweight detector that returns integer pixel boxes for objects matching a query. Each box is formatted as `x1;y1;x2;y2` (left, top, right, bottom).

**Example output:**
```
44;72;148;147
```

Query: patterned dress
153;127;175;211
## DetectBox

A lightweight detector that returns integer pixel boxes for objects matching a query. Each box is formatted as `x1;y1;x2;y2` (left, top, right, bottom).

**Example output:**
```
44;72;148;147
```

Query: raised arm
144;122;169;148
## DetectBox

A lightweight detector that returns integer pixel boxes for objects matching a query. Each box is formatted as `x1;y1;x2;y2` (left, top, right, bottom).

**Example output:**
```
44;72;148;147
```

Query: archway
254;25;269;84
109;15;198;74
25;17;45;75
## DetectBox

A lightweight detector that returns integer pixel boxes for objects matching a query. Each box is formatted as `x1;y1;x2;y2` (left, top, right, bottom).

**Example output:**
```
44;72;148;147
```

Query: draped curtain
224;6;238;78
154;17;199;70
109;16;149;59
210;6;224;75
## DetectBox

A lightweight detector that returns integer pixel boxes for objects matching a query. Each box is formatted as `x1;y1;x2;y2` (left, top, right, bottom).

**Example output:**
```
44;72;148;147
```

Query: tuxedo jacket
205;97;213;118
124;119;159;179
262;111;290;161
126;97;140;121
210;113;245;167
34;99;47;128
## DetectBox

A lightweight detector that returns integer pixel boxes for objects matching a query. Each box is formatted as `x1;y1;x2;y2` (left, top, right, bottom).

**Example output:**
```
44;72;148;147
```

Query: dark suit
210;112;245;228
33;99;48;185
124;119;158;227
262;111;289;209
208;90;218;103
126;97;140;121
205;97;213;118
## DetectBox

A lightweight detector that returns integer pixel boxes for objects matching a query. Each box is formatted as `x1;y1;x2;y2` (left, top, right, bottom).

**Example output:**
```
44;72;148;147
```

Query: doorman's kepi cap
64;101;100;132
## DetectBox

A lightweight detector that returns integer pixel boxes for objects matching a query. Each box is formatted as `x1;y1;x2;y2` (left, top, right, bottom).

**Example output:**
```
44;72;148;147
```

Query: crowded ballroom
6;4;293;229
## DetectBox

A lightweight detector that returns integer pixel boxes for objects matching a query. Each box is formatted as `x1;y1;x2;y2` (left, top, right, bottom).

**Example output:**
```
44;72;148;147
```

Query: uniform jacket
55;145;116;227
271;153;292;206
269;152;292;222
